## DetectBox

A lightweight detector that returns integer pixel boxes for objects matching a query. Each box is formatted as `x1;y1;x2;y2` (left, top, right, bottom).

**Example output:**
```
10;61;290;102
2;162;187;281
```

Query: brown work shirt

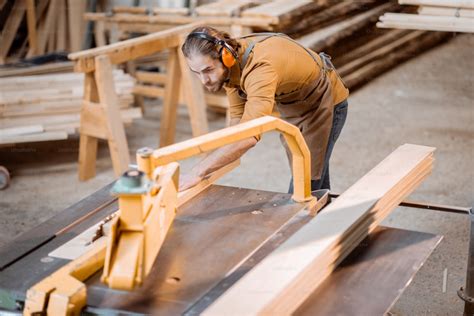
223;35;349;180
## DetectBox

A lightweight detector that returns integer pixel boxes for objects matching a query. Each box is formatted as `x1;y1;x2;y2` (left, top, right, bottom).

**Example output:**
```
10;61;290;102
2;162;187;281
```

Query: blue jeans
289;99;348;192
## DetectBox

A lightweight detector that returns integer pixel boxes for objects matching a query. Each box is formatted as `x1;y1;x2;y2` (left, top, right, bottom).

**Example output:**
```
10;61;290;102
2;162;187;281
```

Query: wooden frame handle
147;116;313;203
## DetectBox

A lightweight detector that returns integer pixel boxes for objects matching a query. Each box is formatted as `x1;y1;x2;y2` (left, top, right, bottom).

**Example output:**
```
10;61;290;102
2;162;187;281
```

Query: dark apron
240;33;337;180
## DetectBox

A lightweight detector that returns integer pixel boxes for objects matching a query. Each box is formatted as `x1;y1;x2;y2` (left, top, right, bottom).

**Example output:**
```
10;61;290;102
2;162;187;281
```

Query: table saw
0;116;463;315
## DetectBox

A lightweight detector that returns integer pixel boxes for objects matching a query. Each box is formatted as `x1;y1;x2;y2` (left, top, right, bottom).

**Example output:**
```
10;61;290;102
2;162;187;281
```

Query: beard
205;80;225;93
204;67;229;93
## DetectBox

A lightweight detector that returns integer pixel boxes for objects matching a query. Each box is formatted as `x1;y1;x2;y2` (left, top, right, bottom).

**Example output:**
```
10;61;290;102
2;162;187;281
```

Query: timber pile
293;1;452;90
0;0;92;65
0;70;140;145
377;0;474;33
204;143;435;315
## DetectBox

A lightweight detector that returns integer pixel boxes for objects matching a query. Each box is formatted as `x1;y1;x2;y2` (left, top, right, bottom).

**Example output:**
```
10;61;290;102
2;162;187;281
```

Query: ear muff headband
187;32;238;68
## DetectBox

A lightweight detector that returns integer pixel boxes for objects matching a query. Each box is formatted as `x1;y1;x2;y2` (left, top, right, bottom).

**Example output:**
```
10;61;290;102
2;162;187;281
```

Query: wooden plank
112;5;190;16
195;0;259;17
419;6;474;18
0;61;74;77
341;31;450;90
56;0;67;51
25;0;38;56
0;125;43;136
177;37;209;139
0;0;26;64
295;227;442;315
399;0;474;10
297;3;396;52
159;48;182;147
338;30;426;77
67;0;86;52
82;12;275;29
68;22;202;73
0;131;68;145
78;72;100;181
242;0;311;23
36;0;60;54
203;144;435;315
94;55;130;177
378;13;474;33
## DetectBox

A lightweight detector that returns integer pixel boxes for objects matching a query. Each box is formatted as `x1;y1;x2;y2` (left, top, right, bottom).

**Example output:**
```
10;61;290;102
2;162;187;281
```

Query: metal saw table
0;183;442;315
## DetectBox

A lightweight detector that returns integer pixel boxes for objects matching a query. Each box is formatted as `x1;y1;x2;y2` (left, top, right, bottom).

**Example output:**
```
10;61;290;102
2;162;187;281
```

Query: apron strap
239;32;328;71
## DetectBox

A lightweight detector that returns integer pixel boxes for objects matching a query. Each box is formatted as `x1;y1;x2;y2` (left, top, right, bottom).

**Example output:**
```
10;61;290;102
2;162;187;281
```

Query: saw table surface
0;184;441;315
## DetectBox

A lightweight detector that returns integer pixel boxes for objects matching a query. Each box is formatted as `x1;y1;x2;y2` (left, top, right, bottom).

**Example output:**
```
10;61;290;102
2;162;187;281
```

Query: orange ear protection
188;32;238;68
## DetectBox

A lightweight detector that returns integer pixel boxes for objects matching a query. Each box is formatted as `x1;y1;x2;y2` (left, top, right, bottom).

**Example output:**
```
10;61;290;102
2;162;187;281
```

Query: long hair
181;26;240;60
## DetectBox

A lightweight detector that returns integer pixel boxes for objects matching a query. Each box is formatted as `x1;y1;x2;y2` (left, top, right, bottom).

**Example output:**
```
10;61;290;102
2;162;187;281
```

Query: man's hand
179;172;203;192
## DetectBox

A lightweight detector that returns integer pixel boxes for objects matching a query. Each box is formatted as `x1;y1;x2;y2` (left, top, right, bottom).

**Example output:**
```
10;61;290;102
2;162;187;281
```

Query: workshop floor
1;34;473;315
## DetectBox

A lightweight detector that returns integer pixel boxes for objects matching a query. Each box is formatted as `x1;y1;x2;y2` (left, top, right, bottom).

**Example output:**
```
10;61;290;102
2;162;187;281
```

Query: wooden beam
37;0;60;55
82;12;275;28
177;37;209;139
78;72;100;181
297;3;396;52
25;0;38;56
94;55;130;177
195;0;259;17
418;5;474;18
67;0;86;52
159;48;182;147
399;0;474;10
68;22;202;73
378;13;474;33
203;144;435;315
0;0;26;64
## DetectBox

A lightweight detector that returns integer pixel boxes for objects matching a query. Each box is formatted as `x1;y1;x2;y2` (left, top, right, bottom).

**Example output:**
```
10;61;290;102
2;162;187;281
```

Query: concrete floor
0;33;473;315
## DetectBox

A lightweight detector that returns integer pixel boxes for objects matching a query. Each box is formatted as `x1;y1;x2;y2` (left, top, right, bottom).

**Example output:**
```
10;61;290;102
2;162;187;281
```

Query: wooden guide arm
139;116;314;203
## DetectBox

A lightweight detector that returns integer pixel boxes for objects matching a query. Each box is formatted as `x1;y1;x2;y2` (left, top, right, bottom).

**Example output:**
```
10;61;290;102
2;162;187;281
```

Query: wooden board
203;144;435;315
295;226;442;315
195;0;259;17
399;0;474;10
378;13;474;33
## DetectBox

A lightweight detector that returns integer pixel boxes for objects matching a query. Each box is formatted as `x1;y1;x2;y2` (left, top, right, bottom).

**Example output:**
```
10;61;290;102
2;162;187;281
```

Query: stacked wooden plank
0;0;90;65
203;143;435;315
292;1;452;90
378;0;474;33
0;70;140;145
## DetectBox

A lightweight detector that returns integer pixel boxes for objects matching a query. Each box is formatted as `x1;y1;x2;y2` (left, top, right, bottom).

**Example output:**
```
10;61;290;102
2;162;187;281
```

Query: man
179;26;349;192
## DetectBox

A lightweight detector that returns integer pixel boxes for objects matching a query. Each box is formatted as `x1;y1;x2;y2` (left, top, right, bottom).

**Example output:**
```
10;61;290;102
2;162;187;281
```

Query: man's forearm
191;137;257;178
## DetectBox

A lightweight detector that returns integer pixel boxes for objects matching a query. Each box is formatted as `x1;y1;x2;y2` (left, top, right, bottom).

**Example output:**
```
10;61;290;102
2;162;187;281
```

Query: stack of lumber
377;0;474;33
293;0;452;90
203;143;435;315
0;70;140;145
0;0;91;65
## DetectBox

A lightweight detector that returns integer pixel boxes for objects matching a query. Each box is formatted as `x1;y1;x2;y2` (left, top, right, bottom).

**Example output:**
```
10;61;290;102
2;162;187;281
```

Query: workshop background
0;0;473;315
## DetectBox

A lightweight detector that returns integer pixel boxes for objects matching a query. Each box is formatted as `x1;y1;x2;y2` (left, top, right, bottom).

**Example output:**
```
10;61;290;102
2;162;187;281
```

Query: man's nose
199;73;210;85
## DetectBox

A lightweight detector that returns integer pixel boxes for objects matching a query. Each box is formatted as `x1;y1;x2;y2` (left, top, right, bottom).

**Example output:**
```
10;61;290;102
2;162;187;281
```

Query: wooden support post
159;48;182;147
78;56;131;180
78;73;100;181
25;0;37;57
177;36;209;138
94;55;131;177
